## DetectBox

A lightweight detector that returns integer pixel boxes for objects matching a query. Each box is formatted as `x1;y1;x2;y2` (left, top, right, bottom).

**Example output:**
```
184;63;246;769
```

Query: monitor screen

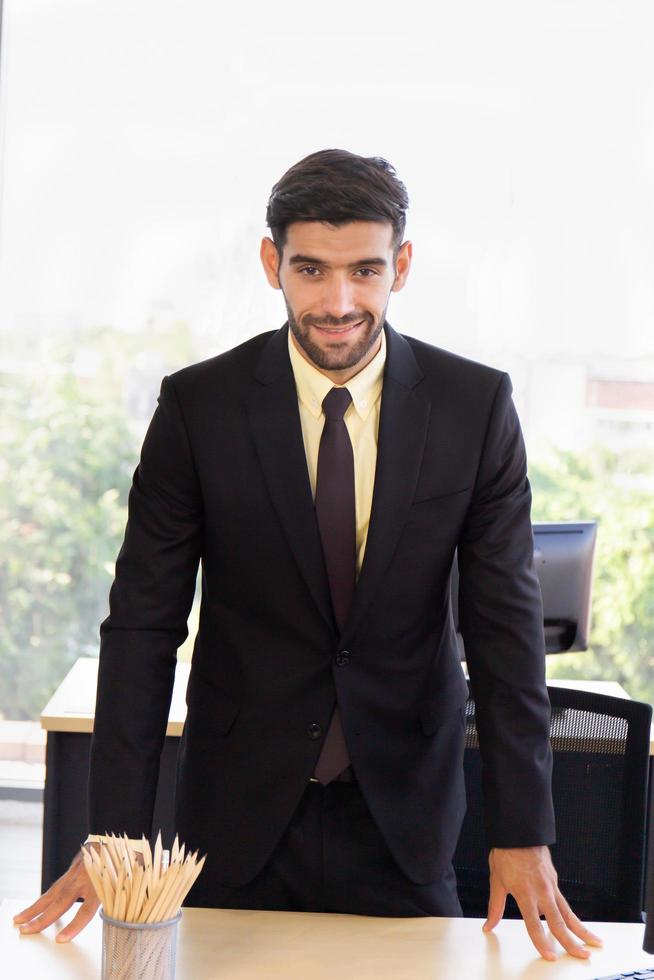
450;520;598;656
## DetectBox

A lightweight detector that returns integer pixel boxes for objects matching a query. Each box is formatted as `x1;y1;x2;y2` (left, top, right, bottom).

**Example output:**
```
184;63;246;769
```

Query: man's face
260;221;412;383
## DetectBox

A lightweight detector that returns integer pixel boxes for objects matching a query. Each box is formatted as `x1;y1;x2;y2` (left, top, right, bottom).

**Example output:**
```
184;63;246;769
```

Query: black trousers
186;778;463;917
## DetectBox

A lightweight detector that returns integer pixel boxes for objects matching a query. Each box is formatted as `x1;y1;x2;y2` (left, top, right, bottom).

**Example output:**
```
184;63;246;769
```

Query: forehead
283;221;394;264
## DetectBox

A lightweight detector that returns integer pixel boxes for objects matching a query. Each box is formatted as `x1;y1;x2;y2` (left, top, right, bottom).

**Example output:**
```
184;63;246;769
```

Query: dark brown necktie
312;386;355;785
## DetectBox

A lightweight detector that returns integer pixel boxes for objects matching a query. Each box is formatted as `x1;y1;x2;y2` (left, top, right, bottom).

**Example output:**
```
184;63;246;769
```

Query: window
1;1;652;723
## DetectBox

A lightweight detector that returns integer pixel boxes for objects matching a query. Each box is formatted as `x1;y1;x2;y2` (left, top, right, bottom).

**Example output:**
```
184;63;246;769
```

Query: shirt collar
287;325;386;421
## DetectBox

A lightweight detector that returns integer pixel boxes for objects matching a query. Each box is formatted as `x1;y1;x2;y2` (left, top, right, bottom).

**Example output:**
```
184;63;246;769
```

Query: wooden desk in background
3;899;654;979
40;658;654;892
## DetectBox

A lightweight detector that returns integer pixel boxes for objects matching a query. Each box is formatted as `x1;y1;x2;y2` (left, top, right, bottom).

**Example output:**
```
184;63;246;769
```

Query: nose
320;274;357;321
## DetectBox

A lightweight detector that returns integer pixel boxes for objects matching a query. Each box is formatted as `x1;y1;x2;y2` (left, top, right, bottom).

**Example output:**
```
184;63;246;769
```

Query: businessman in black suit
16;149;601;960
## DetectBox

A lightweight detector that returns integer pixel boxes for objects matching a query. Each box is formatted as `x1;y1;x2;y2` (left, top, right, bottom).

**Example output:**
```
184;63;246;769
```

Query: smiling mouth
312;320;364;336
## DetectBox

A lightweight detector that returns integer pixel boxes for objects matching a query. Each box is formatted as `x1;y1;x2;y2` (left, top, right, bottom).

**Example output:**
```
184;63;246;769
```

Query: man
16;149;601;960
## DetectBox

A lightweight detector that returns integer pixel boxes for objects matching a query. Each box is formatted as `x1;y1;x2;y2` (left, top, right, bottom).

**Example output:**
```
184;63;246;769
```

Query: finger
17;897;75;935
541;900;591;960
17;880;88;936
518;901;557;961
556;892;603;947
14;854;87;926
13;892;53;925
17;880;93;933
483;877;507;933
56;897;100;944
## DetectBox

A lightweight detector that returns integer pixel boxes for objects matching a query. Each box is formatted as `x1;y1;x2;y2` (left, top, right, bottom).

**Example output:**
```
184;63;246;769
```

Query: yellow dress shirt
287;326;386;578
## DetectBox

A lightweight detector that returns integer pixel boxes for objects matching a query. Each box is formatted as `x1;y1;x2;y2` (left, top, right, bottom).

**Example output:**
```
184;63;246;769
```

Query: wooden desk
3;899;653;979
41;658;189;738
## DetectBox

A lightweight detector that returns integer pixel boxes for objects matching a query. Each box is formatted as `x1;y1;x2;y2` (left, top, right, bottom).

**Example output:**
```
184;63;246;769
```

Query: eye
355;268;377;277
299;266;320;276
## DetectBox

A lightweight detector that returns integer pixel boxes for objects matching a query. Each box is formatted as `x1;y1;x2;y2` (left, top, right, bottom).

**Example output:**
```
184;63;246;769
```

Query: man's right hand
13;850;100;943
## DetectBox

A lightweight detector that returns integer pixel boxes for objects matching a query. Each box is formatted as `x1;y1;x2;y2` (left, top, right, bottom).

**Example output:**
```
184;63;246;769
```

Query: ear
260;237;282;289
391;240;413;293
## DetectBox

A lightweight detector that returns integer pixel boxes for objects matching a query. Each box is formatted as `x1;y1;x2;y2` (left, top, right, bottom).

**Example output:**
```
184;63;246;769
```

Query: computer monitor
450;521;598;656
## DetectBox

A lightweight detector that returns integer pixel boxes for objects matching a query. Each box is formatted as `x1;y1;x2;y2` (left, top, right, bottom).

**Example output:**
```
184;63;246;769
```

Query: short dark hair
265;148;409;260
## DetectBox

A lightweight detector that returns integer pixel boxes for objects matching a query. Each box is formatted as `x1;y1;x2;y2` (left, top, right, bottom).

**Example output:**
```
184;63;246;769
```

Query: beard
283;294;387;373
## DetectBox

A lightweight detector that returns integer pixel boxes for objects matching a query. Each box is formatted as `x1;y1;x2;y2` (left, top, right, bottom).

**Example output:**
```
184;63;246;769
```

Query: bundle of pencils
81;831;205;924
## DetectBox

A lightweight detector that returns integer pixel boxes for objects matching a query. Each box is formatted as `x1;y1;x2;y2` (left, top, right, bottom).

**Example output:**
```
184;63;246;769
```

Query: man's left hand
483;845;603;961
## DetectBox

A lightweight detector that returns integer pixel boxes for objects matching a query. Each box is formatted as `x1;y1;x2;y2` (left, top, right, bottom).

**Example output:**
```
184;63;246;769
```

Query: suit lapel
247;325;335;632
341;323;431;642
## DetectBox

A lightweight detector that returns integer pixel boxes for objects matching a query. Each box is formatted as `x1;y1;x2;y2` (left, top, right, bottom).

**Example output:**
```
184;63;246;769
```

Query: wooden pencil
159;872;187;922
137;869;169;923
145;863;181;923
125;863;144;922
153;831;163;889
105;834;122;879
119;833;133;876
134;868;149;923
141;834;152;871
82;846;112;911
101;870;115;914
161;854;206;921
100;839;119;883
81;849;103;902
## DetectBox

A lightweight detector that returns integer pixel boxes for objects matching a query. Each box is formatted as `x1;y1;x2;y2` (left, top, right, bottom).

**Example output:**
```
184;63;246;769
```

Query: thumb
483;876;507;933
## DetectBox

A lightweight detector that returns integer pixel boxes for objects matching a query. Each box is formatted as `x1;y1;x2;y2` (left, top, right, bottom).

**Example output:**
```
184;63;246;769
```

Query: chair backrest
453;685;652;922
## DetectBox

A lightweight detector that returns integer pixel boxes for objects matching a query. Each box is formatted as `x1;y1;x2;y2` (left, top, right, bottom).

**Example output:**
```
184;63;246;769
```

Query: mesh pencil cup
100;909;182;980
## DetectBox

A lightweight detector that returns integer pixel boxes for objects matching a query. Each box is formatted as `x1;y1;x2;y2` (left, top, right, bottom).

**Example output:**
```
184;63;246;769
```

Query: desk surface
3;899;653;980
41;658;654;755
41;658;188;735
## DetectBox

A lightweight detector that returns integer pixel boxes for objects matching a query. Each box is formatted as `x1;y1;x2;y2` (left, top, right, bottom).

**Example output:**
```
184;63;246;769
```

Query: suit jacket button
307;723;322;740
335;650;351;666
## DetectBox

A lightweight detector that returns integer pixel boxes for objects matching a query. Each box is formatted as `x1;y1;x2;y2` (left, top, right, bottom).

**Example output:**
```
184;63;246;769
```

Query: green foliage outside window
0;360;135;719
0;323;198;720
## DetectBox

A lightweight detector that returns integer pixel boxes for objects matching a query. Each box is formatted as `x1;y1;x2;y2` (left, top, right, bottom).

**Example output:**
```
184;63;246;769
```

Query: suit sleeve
457;372;556;848
88;375;203;838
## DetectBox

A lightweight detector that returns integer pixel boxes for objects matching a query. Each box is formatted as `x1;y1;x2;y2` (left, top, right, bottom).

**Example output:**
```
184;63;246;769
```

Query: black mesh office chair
454;685;653;922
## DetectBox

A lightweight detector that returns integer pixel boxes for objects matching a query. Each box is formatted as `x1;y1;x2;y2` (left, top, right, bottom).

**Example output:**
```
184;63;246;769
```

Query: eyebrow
288;254;388;269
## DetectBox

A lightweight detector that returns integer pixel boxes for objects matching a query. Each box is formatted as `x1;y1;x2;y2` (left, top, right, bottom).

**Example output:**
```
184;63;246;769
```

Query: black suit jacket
89;321;555;889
